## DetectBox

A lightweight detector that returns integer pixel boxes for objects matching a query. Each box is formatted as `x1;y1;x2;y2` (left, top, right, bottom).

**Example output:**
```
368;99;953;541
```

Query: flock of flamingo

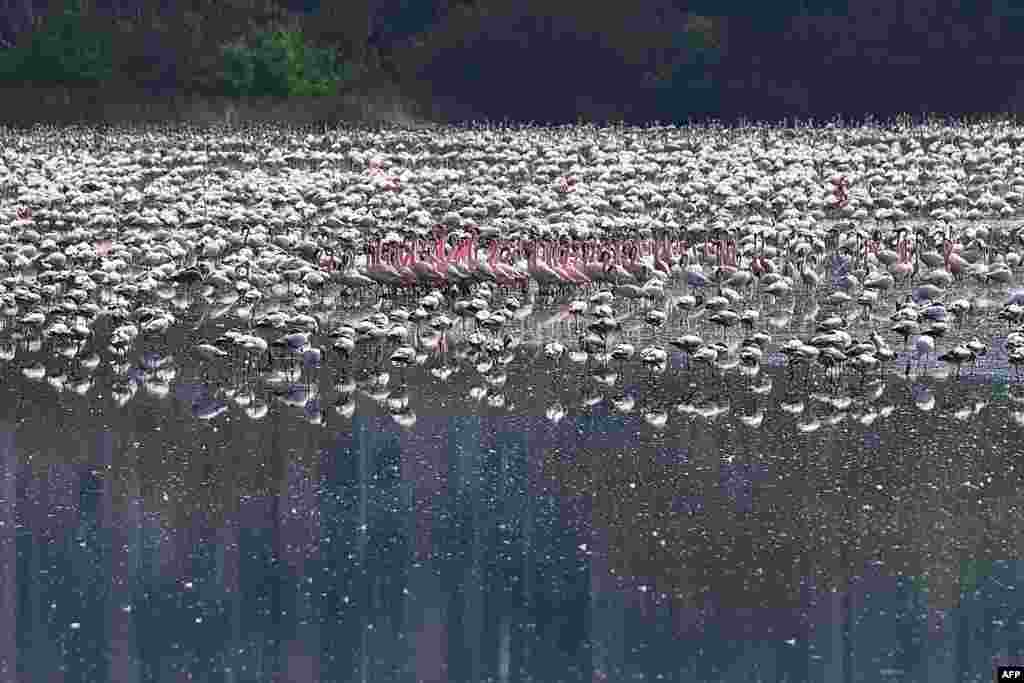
3;120;1024;428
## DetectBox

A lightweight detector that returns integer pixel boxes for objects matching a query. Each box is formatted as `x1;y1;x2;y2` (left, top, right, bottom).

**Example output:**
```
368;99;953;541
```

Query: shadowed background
3;1;1024;124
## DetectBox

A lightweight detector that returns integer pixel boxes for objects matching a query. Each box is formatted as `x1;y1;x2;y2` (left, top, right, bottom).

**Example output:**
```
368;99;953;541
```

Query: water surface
3;349;1024;682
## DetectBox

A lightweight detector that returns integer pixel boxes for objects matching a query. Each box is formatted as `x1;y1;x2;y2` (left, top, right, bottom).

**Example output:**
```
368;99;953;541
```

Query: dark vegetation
1;0;1023;124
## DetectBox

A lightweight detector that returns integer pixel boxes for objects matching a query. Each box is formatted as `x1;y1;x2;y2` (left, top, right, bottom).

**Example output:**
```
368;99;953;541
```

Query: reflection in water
3;364;1024;681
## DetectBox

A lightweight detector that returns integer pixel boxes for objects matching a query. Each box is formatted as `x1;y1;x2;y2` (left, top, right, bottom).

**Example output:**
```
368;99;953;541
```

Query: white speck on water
184;581;193;589
70;622;80;630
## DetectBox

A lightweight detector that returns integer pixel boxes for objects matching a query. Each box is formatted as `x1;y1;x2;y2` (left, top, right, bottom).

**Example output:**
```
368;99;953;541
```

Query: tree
217;28;358;97
0;0;115;85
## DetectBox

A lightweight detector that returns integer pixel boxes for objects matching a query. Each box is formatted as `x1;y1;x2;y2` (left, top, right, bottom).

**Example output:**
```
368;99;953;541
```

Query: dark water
3;346;1024;683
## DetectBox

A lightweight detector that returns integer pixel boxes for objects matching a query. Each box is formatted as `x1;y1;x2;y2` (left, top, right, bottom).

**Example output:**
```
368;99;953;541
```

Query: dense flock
3;120;1024;430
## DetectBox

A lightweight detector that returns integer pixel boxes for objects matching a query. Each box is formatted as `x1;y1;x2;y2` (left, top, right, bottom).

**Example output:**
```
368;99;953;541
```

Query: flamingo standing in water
409;235;448;288
498;245;529;289
556;244;590;287
527;242;562;295
944;240;966;281
937;343;974;377
890;231;914;282
365;240;402;295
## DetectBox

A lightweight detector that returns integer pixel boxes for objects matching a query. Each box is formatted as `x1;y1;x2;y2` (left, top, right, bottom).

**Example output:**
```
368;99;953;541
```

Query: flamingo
910;334;935;374
639;345;667;379
667;333;702;371
644;308;667;336
390;345;417;380
708;309;740;339
890;233;914;281
527;242;561;294
937;344;974;378
609;342;635;371
544;340;566;361
568;299;588;331
944;240;966;280
365;241;402;295
966;337;988;370
691;344;719;376
1011;347;1024;379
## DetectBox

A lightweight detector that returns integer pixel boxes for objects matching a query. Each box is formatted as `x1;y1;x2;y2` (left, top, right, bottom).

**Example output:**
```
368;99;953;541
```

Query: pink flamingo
890;235;913;281
366;241;402;293
653;237;672;275
559;245;590;286
485;242;520;287
468;234;499;283
527;241;561;293
711;238;738;269
622;240;648;280
449;239;476;288
496;245;528;287
944;240;965;280
582;243;607;281
384;244;414;291
409;241;445;286
608;242;636;284
833;176;850;206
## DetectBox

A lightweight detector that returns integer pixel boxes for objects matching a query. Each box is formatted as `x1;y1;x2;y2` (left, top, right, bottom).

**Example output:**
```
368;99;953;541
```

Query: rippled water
3;302;1024;682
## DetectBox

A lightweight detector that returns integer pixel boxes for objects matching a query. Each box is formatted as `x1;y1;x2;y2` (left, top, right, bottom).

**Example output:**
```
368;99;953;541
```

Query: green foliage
217;28;357;97
0;1;114;85
219;44;256;96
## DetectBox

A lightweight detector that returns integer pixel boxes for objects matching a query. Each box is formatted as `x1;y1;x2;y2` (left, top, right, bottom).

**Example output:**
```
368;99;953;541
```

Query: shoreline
0;83;443;129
